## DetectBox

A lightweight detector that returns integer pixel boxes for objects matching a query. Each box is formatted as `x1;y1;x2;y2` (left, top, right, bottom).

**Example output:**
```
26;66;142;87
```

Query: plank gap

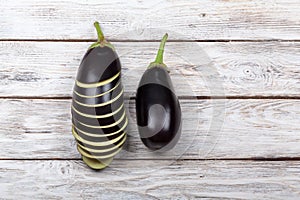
2;157;300;161
2;39;300;43
0;96;299;100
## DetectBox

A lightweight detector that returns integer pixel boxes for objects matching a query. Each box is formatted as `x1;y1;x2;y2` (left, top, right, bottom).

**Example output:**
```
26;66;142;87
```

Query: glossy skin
73;82;123;105
136;66;181;151
71;45;127;169
76;47;121;83
75;133;127;151
73;76;120;97
71;106;125;126
72;114;127;135
72;91;124;116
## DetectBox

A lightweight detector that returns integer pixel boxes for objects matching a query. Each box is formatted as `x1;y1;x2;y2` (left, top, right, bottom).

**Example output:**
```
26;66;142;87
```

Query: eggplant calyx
148;62;169;71
148;33;170;72
89;21;115;50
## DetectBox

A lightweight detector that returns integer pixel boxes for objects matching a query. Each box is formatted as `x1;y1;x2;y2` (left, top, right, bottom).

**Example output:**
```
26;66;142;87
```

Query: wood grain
1;0;299;199
1;41;299;97
1;99;299;159
1;0;300;40
1;160;300;199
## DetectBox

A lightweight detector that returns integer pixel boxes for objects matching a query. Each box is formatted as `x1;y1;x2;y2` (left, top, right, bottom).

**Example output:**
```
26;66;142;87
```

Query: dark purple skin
76;46;121;84
72;46;123;125
71;45;126;153
71;22;128;170
73;75;120;97
136;66;182;151
72;115;127;137
72;105;125;126
73;81;123;105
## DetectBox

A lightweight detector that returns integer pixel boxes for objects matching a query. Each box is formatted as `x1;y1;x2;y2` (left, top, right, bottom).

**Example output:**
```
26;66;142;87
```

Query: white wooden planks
0;0;300;40
0;99;299;159
1;1;300;198
0;41;299;97
1;160;300;199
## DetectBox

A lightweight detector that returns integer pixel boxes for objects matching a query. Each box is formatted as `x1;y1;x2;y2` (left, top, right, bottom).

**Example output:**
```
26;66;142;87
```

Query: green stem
154;33;168;64
94;21;105;43
89;22;114;50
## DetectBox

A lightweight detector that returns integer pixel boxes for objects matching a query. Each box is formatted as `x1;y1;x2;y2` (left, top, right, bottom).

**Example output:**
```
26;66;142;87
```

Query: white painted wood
1;160;300;199
1;0;300;40
1;0;299;198
1;41;299;97
0;99;299;159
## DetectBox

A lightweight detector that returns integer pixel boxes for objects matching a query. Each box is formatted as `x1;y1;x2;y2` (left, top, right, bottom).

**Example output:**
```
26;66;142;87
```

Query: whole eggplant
136;34;182;151
71;22;127;170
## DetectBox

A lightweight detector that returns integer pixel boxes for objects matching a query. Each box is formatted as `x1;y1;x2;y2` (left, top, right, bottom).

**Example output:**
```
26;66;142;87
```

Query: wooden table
1;0;300;199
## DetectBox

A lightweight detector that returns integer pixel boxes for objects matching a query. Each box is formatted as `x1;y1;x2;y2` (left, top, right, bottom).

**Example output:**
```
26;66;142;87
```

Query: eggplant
135;34;182;151
71;22;127;170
